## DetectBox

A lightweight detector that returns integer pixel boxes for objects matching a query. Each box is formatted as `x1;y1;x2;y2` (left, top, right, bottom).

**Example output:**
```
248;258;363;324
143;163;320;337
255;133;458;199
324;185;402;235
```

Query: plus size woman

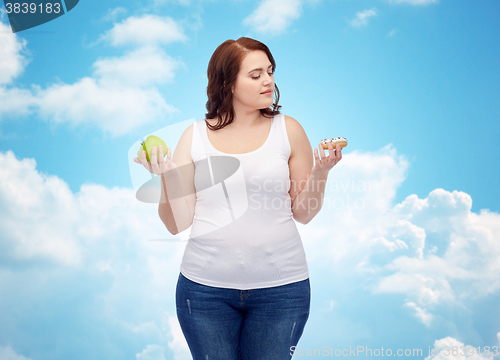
135;37;343;360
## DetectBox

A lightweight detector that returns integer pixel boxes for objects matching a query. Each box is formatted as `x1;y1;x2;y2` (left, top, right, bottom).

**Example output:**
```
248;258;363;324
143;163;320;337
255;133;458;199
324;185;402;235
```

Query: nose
263;73;273;86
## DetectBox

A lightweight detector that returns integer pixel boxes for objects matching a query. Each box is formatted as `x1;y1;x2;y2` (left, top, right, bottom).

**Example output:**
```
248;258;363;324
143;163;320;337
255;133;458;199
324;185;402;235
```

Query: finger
151;146;157;163
140;150;153;173
140;150;148;166
319;142;327;160
158;145;165;164
150;146;160;174
314;148;325;166
336;144;342;162
166;147;172;160
158;146;167;174
327;141;334;158
134;157;141;164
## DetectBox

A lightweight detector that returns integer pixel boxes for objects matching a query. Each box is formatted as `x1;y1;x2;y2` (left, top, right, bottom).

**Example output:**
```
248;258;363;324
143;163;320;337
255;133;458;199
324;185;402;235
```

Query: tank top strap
192;114;291;161
191;119;213;162
268;113;291;160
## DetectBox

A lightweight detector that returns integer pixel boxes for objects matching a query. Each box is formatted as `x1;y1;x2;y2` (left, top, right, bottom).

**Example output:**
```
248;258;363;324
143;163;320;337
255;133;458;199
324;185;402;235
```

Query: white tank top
179;114;309;289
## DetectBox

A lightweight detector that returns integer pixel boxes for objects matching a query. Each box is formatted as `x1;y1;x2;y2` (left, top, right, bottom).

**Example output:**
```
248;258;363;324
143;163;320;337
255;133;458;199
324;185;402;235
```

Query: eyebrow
248;64;273;74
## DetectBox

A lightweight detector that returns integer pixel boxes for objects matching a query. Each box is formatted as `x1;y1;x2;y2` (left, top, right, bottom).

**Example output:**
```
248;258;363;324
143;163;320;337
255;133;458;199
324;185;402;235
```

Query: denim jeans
176;273;310;360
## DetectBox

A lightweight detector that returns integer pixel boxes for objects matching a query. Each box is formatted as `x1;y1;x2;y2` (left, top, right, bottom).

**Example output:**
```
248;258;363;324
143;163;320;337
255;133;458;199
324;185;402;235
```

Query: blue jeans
176;273;310;360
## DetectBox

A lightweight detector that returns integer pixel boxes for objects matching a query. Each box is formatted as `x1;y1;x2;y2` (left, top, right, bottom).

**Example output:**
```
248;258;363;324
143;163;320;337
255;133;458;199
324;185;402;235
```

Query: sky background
1;0;500;359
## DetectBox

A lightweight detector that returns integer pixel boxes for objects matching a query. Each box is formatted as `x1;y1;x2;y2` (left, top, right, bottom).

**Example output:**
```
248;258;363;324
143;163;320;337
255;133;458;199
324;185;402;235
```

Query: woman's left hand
312;142;342;174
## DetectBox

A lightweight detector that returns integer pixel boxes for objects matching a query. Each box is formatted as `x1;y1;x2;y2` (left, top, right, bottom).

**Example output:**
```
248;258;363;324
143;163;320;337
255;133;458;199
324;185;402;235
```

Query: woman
135;37;342;360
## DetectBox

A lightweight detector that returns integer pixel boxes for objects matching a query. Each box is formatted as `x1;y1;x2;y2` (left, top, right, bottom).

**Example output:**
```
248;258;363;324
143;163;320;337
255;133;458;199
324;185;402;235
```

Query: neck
229;104;263;130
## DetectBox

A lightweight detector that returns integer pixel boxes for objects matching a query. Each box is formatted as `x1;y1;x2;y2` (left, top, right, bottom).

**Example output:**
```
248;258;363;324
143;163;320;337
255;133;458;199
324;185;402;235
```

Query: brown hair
205;37;281;131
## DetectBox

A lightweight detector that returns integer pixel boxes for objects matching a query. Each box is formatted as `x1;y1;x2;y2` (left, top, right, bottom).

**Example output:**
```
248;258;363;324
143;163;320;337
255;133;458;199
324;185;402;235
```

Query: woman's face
232;50;275;113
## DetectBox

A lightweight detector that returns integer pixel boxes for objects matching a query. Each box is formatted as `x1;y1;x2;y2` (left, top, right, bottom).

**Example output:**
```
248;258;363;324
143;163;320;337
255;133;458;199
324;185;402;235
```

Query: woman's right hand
133;145;177;175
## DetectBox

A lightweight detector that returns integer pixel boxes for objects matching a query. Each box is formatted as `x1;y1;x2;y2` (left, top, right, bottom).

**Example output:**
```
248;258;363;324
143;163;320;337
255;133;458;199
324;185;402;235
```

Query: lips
261;89;273;95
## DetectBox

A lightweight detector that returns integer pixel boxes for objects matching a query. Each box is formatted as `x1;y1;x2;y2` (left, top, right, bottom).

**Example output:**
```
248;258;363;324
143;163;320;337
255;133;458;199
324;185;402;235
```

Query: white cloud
404;300;434;327
388;29;399;37
350;9;377;28
425;336;496;359
101;7;127;22
0;149;186;355
376;261;456;305
387;0;438;5
167;315;191;360
0;151;82;266
136;344;167;360
0;21;29;85
92;46;180;87
32;78;175;136
0;150;180;268
0;346;31;360
0;16;184;136
391;219;426;258
243;0;303;34
299;145;409;262
393;189;473;232
296;144;500;327
102;15;187;46
0;86;34;117
369;236;409;252
371;188;500;323
373;187;500;322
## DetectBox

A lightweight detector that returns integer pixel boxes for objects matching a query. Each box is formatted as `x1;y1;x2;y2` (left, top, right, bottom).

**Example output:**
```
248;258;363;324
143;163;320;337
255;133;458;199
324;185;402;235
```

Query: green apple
137;135;168;163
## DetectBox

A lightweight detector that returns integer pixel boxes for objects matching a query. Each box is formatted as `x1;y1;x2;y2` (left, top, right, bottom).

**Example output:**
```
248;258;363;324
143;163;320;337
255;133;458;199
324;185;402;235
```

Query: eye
252;72;273;80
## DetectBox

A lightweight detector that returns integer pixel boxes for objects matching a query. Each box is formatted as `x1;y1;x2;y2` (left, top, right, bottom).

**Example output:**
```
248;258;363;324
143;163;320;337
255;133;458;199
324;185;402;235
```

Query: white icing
320;137;348;146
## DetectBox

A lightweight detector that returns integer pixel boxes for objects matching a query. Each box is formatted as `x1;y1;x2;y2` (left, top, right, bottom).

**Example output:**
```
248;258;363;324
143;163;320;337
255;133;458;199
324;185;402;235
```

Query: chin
260;101;274;110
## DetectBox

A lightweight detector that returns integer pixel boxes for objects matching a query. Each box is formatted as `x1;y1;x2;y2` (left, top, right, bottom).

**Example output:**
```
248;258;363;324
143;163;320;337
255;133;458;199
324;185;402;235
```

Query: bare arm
133;125;196;235
285;115;342;224
158;125;196;235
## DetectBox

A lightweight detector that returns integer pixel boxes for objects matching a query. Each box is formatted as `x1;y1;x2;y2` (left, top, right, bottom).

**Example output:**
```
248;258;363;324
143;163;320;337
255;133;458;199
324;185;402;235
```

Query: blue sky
1;0;500;359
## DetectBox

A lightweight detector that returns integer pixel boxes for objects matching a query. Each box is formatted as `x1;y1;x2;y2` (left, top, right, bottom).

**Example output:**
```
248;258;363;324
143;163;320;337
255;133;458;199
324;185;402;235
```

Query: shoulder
179;123;195;142
283;114;301;129
283;115;311;158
